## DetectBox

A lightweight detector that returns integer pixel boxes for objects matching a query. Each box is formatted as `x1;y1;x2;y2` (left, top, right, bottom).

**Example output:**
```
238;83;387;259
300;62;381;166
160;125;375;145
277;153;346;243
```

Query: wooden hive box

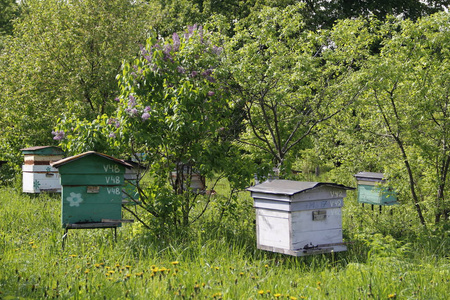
21;146;65;193
354;172;397;206
247;180;354;256
122;160;144;204
51;151;132;227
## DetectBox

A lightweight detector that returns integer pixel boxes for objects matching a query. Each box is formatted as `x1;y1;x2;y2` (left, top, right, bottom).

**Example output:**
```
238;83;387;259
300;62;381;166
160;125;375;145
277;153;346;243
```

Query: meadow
1;181;450;299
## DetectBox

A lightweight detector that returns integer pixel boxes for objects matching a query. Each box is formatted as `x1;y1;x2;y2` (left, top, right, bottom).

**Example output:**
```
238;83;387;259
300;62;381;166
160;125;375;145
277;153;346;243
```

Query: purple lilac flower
109;132;116;138
202;69;213;76
114;97;120;102
190;71;198;78
128;95;136;108
130;108;138;116
177;66;186;74
144;106;151;112
206;76;216;83
107;118;117;125
142;112;150;120
115;121;120;128
173;33;180;51
212;45;223;55
52;130;65;141
207;91;215;96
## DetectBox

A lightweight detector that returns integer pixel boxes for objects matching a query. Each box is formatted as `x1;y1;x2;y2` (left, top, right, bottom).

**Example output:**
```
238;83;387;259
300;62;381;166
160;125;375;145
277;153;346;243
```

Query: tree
225;3;364;179
0;0;19;37
56;26;253;231
0;0;153;181
321;12;450;225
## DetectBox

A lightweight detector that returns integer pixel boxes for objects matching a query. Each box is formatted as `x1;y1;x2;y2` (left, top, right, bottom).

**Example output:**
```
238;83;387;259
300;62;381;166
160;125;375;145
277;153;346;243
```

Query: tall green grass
1;186;449;299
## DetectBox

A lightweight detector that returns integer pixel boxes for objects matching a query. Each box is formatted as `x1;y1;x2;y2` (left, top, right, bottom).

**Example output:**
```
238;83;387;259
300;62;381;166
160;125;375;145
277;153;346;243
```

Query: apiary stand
62;219;133;249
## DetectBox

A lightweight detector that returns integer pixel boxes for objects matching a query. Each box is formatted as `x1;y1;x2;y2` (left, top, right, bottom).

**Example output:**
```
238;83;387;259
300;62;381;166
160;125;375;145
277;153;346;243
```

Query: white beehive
21;146;64;193
247;180;354;256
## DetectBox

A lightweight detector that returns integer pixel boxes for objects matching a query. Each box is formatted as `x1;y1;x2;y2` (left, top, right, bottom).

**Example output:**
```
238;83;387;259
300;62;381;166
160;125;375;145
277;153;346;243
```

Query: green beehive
52;151;132;227
354;172;398;206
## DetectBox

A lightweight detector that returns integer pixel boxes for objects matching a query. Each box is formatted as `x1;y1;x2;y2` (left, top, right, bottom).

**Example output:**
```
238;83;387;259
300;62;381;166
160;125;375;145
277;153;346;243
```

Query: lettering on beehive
330;190;344;198
107;187;121;195
329;199;342;207
105;176;121;184
103;164;121;173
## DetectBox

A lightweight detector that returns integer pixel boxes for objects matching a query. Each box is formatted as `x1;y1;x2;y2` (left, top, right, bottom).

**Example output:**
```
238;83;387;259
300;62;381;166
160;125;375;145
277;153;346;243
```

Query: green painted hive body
355;172;398;206
52;152;131;227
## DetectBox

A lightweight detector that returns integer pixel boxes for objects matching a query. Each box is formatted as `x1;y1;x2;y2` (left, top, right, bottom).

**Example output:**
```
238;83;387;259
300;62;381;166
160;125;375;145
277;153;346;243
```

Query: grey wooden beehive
247;180;354;256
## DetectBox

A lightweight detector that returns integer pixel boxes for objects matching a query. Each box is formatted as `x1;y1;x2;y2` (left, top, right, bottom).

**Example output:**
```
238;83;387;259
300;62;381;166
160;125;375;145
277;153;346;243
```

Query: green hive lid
21;146;65;155
51;151;132;169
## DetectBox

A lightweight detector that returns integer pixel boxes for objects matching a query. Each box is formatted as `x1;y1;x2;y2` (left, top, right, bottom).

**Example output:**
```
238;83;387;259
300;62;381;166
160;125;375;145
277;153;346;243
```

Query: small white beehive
21;146;65;193
247;180;354;256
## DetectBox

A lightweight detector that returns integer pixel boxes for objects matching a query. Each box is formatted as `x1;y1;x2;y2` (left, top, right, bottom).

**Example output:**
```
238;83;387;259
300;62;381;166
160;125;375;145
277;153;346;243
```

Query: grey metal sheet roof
354;172;385;181
247;179;354;195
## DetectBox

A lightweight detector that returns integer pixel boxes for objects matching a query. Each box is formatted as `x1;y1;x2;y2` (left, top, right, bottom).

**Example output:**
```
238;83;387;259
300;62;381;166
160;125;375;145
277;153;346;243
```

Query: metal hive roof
247;179;354;196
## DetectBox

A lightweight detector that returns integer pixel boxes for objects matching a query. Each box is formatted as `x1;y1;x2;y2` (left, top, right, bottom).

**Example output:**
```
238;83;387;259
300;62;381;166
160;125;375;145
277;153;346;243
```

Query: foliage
56;26;254;230
317;12;450;225
0;0;152;182
225;3;365;179
0;0;19;37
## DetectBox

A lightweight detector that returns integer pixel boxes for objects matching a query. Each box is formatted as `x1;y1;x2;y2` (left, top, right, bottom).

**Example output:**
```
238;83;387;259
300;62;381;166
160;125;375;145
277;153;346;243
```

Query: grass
1;185;450;299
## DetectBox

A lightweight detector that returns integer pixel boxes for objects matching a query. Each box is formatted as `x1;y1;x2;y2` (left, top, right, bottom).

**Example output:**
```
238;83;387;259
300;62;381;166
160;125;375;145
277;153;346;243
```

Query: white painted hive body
21;146;64;193
248;180;354;256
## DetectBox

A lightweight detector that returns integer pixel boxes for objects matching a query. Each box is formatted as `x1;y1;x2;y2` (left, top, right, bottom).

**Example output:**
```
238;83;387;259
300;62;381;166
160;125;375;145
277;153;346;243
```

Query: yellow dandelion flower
109;270;115;274
290;297;297;300
151;265;156;269
105;266;110;270
317;281;321;286
171;261;179;265
29;242;34;245
94;264;101;268
126;265;132;269
69;255;77;258
239;272;244;276
388;293;397;299
126;274;131;278
258;290;264;295
84;269;90;274
274;293;282;298
32;245;38;249
264;264;269;268
215;267;220;270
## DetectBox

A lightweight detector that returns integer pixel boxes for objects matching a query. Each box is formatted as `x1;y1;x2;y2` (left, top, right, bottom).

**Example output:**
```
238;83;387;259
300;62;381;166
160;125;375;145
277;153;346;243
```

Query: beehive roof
354;172;385;181
247;179;354;195
51;151;132;168
21;146;64;155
